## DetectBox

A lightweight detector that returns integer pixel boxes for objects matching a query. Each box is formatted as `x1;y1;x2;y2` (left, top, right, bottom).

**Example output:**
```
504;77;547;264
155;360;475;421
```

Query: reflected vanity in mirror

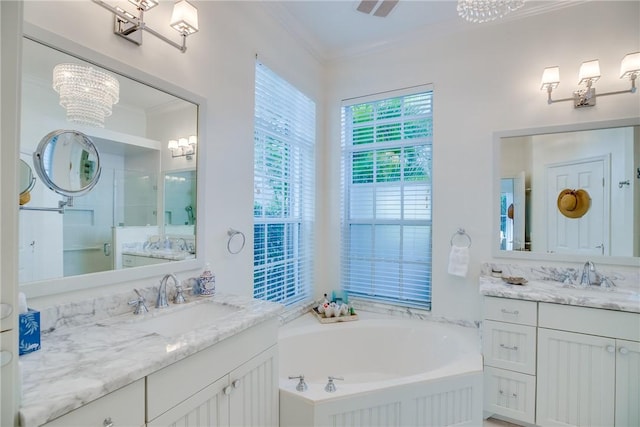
19;30;202;295
494;118;640;265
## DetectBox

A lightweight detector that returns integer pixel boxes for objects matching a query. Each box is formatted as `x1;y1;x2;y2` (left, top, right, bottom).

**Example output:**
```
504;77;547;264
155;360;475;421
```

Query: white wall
22;1;325;304
322;1;640;323
18;1;640;322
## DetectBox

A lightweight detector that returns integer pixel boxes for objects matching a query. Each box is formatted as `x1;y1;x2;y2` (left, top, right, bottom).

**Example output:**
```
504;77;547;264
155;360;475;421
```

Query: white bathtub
279;312;483;427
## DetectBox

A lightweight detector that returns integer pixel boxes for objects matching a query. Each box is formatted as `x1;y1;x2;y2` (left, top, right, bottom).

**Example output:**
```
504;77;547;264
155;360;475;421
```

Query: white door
615;339;640;427
546;156;608;255
537;328;616;427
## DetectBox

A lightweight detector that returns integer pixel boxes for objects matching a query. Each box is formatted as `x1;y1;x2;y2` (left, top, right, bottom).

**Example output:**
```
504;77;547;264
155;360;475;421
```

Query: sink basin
112;301;242;337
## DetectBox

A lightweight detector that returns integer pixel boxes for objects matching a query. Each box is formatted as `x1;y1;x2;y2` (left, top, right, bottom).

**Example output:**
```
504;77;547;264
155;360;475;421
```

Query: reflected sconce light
168;135;197;160
541;52;640;108
52;63;120;128
92;0;199;53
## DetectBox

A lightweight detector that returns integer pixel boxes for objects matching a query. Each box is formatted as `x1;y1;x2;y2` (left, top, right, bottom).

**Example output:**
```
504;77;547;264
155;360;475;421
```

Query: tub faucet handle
288;375;308;392
325;376;344;393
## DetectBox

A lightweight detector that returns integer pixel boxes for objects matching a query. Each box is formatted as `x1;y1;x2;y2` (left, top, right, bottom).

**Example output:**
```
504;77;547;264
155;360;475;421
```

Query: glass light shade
168;139;179;150
457;0;525;24
620;52;640;79
128;0;158;11
540;66;560;89
188;135;197;145
178;137;189;148
578;59;601;85
171;0;199;35
52;63;120;128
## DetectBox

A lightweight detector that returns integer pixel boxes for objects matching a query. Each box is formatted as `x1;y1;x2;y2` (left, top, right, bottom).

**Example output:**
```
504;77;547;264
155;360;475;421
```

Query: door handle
103;243;112;256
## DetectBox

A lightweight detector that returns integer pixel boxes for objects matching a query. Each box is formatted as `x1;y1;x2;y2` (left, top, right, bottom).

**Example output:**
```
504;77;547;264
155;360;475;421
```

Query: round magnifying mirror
19;159;36;195
33;130;101;197
19;159;36;205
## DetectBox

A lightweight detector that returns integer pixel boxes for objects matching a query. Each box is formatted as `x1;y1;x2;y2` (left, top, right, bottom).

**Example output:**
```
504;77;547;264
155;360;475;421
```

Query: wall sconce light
92;0;198;53
168;135;197;159
541;52;640;108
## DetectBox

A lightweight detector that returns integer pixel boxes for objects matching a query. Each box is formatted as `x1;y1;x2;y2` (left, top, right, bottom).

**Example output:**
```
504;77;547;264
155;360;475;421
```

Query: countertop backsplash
35;286;183;334
482;262;640;292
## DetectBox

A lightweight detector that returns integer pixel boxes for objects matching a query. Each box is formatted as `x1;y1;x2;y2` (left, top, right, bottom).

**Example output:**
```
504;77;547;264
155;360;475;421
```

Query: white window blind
253;61;316;306
341;87;433;309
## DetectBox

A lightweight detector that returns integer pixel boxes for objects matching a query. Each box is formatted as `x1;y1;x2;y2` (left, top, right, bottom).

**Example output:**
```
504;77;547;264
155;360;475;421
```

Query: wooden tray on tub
311;307;359;323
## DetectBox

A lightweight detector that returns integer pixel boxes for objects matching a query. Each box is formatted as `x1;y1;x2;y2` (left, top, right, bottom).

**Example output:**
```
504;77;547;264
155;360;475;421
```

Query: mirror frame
492;116;640;268
20;23;206;298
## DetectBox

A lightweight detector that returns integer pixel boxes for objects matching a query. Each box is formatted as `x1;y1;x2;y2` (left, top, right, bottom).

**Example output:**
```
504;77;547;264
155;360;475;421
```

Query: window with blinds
253;62;316;306
341;87;433;309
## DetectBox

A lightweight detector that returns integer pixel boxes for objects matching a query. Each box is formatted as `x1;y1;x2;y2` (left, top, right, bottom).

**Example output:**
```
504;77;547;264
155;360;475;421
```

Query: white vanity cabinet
146;319;279;427
41;379;145;427
122;254;171;268
536;303;640;427
483;297;537;424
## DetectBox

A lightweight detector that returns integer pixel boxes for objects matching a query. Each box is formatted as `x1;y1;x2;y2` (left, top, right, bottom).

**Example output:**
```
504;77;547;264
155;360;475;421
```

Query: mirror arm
19;197;73;214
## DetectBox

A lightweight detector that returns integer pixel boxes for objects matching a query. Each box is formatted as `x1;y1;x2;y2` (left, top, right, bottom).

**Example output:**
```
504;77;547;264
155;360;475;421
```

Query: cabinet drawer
483;320;536;374
43;379;144;427
484;366;536;424
484;297;537;326
539;303;640;341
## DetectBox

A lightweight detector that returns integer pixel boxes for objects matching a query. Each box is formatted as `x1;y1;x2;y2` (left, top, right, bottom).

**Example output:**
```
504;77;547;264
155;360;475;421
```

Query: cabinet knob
606;345;615;353
103;417;114;427
232;379;241;388
223;386;232;395
619;347;629;355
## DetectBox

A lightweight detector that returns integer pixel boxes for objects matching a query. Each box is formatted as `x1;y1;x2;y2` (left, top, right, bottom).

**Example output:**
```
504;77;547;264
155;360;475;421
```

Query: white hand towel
447;245;469;277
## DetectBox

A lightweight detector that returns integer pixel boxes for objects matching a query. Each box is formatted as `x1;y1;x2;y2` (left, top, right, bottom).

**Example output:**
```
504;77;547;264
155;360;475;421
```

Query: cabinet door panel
615;339;640;427
147;376;229;427
537;328;615;427
229;345;278;427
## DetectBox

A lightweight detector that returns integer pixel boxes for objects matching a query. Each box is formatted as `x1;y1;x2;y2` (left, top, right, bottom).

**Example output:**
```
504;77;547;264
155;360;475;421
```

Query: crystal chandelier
457;0;525;23
52;64;120;128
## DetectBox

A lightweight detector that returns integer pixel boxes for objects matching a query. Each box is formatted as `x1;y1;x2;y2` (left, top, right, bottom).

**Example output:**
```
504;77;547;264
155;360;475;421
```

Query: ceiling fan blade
357;0;379;14
373;0;399;17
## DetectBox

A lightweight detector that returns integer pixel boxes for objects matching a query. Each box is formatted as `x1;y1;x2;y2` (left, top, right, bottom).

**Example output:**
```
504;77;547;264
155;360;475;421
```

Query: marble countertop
19;293;283;427
479;275;640;313
122;249;195;261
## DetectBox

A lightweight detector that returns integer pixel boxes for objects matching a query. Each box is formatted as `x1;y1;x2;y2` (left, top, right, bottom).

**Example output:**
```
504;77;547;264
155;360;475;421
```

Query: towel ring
450;228;472;248
227;228;246;254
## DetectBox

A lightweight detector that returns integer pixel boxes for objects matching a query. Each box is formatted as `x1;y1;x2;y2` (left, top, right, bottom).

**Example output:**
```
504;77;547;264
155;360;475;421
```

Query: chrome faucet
156;274;179;308
580;261;595;287
324;376;344;393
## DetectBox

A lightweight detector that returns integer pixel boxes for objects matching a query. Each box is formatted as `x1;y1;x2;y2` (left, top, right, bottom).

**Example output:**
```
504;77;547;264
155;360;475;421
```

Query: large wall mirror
19;27;204;297
494;117;640;266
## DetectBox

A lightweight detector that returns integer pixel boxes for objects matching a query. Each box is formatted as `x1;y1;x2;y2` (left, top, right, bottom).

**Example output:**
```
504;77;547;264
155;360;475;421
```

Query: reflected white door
513;171;526;250
546;156;608;255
